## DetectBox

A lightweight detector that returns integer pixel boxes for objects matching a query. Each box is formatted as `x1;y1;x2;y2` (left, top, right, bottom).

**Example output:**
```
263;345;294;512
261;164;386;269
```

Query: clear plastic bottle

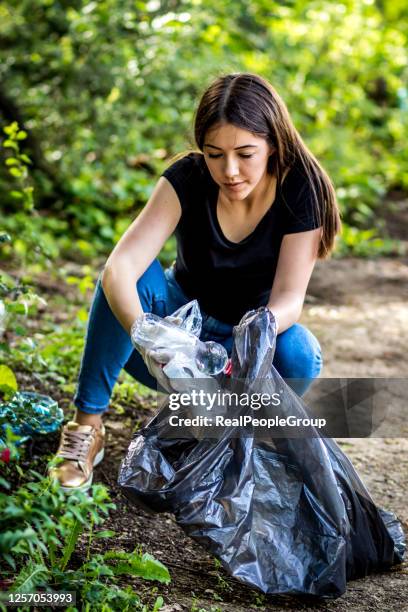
195;340;228;375
131;300;228;377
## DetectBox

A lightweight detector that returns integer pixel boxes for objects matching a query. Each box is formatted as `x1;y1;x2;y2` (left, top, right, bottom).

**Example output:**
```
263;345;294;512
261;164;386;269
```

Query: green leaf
152;596;164;611
94;530;116;538
9;167;22;178
5;158;18;166
11;561;49;593
6;303;28;315
3;139;18;150
3;122;18;136
16;131;27;140
10;190;23;199
0;366;18;396
103;550;171;583
2;553;16;570
59;519;83;571
70;505;87;524
0;476;11;489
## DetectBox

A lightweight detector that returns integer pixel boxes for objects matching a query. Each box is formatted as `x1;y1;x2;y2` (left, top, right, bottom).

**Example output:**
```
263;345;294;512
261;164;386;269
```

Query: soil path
14;257;408;611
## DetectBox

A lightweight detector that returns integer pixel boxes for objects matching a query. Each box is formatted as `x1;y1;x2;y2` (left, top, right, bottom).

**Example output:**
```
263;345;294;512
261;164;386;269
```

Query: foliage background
1;0;408;261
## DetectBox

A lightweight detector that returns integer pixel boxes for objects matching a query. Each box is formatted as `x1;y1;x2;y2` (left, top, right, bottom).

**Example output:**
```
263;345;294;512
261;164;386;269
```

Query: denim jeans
74;259;323;414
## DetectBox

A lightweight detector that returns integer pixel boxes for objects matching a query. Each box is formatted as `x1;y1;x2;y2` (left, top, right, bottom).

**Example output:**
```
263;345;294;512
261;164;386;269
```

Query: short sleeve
283;180;322;234
160;153;200;212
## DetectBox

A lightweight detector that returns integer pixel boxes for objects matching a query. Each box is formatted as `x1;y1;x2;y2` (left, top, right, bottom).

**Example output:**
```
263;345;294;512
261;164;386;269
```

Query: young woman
49;72;341;491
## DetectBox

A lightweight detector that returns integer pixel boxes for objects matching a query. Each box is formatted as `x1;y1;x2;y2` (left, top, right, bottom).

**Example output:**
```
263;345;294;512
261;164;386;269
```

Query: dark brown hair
183;72;341;258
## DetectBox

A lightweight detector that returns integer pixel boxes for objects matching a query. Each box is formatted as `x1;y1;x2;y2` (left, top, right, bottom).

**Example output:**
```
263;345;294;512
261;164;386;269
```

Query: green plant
0;364;18;400
252;591;267;609
211;558;233;593
335;223;405;257
0;266;46;364
0;442;170;611
0;122;50;395
2;123;33;211
1;122;59;267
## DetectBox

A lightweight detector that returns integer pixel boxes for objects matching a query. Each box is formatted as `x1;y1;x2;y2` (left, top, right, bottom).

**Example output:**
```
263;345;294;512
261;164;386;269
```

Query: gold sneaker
48;421;105;492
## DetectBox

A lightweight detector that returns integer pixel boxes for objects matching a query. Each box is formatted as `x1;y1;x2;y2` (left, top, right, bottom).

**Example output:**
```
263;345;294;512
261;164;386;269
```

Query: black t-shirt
161;152;321;325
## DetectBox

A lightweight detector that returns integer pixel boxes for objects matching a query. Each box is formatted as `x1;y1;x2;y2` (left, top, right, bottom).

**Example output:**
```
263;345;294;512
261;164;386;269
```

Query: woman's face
203;122;274;200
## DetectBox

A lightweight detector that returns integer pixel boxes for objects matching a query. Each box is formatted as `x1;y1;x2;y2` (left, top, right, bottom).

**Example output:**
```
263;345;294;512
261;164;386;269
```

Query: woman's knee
273;323;323;380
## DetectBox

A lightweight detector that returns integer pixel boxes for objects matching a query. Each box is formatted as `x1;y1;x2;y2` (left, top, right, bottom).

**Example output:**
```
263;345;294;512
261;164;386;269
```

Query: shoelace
58;428;95;463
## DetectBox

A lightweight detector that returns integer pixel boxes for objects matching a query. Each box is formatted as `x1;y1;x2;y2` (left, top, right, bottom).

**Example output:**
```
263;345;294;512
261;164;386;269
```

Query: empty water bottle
131;300;228;379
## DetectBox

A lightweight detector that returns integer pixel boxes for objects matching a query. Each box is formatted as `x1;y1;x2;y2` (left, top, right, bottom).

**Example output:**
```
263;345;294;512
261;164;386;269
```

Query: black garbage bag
119;306;405;598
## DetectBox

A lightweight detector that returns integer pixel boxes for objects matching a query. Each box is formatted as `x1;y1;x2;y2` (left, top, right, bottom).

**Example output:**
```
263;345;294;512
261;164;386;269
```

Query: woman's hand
130;313;183;392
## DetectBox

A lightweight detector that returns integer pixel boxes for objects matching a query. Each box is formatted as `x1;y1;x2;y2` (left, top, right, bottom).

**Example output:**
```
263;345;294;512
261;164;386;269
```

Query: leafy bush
0;1;407;257
0;123;51;402
0;434;169;611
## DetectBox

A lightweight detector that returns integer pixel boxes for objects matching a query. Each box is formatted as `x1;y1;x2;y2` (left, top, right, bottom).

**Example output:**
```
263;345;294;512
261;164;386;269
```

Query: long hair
187;72;341;258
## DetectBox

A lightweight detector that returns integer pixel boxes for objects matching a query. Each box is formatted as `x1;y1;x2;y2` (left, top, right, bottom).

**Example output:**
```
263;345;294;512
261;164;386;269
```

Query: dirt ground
13;255;408;611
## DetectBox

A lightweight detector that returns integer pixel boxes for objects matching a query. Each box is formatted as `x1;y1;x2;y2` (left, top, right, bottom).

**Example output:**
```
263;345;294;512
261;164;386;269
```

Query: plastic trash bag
119;304;405;598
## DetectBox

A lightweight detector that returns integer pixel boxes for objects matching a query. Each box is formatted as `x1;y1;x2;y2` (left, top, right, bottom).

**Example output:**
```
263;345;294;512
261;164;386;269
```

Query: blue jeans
74;259;323;414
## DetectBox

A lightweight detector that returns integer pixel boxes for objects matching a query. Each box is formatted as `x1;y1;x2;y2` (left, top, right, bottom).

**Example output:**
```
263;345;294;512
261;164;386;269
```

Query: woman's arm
267;228;322;334
101;176;182;334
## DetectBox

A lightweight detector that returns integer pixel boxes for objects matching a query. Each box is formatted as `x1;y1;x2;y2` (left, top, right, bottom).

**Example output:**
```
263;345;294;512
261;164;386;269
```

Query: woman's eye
208;154;253;159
